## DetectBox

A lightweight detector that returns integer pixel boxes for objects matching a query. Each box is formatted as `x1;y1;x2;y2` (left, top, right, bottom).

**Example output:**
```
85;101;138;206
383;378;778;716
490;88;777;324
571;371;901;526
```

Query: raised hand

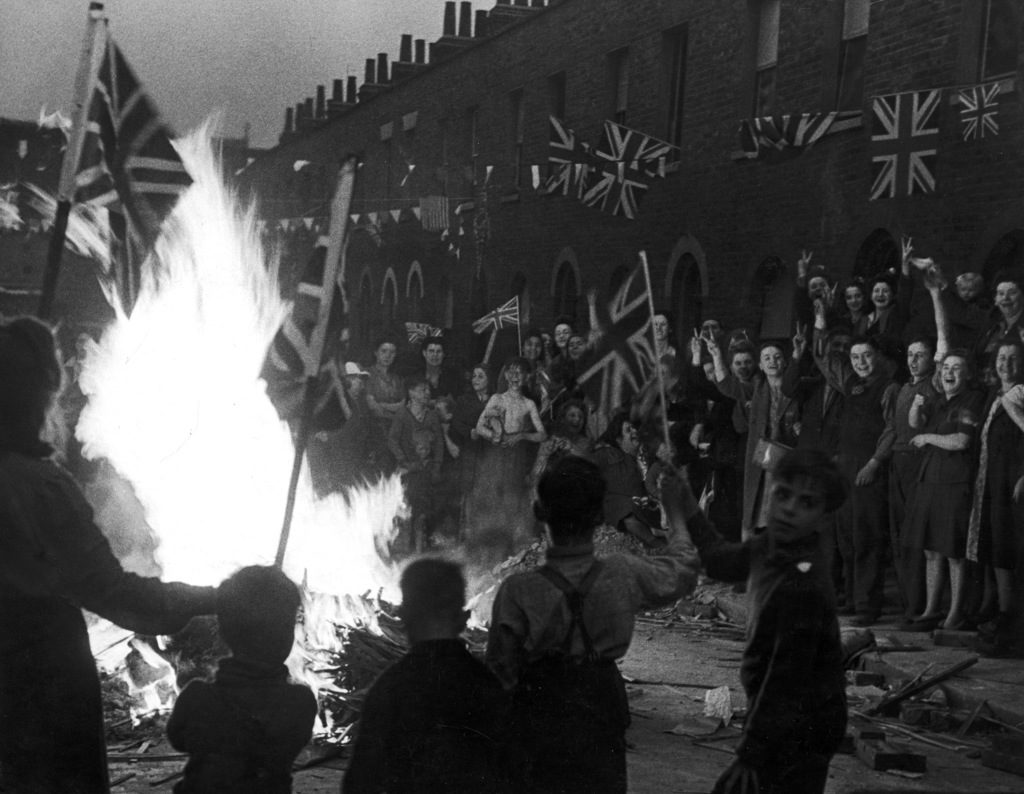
689;331;702;364
797;249;813;280
901;235;914;267
792;322;808;359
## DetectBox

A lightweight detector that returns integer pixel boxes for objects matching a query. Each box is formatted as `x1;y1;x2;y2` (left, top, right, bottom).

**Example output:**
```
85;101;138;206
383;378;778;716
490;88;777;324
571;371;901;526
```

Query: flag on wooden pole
472;296;520;334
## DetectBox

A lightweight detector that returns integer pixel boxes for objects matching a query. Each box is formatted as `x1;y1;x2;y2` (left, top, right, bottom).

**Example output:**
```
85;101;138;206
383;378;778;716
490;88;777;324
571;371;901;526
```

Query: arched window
553;260;579;323
981;229;1024;285
406;262;424;322
852;229;899;283
358;272;373;347
671;253;703;340
381;269;398;333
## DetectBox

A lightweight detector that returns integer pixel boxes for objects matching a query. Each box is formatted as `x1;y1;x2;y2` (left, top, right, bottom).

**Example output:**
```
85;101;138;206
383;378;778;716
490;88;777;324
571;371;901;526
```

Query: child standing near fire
486;456;700;793
166;565;317;793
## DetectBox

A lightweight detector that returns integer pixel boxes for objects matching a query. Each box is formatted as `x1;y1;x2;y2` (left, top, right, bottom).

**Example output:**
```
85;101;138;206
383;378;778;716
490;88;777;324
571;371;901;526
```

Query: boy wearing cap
486;456;699;793
344;559;511;794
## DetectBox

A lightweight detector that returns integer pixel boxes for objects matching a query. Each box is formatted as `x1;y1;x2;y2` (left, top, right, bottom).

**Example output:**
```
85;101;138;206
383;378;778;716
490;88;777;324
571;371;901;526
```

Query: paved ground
107;589;1024;793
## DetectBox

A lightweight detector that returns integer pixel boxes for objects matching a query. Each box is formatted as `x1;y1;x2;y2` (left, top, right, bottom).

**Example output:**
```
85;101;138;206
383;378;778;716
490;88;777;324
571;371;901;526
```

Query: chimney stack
475;9;488;37
458;1;472;37
376;52;389;83
346;75;357;103
399;34;413;62
442;1;456;36
332;79;344;100
364;58;376;84
315;85;326;119
415;39;426;63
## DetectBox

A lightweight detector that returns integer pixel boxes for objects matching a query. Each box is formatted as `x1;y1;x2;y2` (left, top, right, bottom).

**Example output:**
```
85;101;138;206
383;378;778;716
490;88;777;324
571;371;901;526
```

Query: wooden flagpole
639;250;672;458
483;326;498;365
39;2;107;319
514;296;522;354
275;155;358;569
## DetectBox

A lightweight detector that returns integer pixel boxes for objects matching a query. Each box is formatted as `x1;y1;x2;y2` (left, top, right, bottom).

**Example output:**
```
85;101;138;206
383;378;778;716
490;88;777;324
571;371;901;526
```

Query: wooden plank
855;737;927;773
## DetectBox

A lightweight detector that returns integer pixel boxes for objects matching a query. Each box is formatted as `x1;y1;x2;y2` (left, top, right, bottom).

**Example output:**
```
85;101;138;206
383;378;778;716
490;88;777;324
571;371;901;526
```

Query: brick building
238;0;1023;364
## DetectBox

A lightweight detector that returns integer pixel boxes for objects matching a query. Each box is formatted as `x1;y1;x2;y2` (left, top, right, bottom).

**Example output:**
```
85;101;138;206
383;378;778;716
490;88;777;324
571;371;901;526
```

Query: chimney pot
346;75;357;103
415;39;426;63
400;34;413;62
315;85;326;118
443;1;456;35
304;97;314;117
284;106;294;134
458;2;472;36
474;9;488;37
364;58;376;84
332;79;344;100
376;52;389;83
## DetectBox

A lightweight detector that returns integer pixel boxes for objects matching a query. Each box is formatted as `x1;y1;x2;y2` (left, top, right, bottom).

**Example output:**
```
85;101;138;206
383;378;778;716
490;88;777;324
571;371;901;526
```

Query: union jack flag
70;30;192;302
575;264;656;414
738;110;861;159
405;322;442;344
959;82;1000;141
581;120;676;219
870;89;941;200
472;296;520;334
543;116;591;196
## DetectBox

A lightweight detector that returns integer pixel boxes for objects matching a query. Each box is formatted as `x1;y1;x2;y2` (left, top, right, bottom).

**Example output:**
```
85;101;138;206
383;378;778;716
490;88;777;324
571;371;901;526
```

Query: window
980;0;1019;80
608;48;630;124
836;0;868;109
753;0;780;116
510;89;525;188
548;71;567;120
663;25;689;147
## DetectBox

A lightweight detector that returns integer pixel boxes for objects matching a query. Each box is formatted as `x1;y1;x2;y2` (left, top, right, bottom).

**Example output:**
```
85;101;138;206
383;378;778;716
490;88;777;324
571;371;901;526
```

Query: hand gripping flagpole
39;2;107;319
639;251;672;459
275;156;358;569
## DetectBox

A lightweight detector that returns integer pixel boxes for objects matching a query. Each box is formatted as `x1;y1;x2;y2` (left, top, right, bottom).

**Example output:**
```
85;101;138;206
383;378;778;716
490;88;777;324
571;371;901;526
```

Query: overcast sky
2;0;443;149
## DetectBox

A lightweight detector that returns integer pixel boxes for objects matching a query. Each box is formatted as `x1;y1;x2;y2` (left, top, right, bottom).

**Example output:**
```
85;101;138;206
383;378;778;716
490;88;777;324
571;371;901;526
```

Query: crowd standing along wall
238;0;1024;363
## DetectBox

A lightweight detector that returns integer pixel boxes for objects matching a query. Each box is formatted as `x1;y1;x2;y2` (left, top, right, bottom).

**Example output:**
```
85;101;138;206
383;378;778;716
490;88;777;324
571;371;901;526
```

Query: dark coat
685;511;847;771
0;449;216;794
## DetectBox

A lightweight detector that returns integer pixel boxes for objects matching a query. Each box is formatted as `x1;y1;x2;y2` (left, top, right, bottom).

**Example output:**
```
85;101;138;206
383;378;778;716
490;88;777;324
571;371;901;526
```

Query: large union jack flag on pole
869;89;941;200
958;82;1000;141
575;264;656;414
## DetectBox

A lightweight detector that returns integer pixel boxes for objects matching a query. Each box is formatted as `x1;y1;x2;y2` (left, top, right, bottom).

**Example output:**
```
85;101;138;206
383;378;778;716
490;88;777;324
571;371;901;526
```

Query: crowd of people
312;241;1022;659
3;231;1023;792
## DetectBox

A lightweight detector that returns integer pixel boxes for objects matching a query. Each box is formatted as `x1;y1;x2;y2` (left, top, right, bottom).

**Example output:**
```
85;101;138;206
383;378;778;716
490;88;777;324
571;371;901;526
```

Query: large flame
75;123;406;620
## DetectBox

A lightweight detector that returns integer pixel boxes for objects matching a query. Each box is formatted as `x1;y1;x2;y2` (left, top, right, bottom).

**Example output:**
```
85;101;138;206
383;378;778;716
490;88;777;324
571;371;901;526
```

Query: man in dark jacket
671;448;849;794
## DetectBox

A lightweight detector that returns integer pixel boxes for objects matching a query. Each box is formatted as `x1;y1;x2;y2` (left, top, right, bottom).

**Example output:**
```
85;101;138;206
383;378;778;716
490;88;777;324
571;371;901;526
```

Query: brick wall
239;0;1024;361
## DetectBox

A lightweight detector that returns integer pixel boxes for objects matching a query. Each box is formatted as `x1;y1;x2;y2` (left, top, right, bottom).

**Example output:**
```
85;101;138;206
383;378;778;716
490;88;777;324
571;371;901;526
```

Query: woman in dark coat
904;350;985;631
0;317;216;794
707;337;799;539
592;411;662;547
967;341;1024;641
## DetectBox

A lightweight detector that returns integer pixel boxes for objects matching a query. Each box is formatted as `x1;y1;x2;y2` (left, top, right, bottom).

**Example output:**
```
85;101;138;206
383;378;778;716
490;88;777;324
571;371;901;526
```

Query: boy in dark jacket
344;558;510;794
672;447;849;794
167;566;317;793
486;456;699;793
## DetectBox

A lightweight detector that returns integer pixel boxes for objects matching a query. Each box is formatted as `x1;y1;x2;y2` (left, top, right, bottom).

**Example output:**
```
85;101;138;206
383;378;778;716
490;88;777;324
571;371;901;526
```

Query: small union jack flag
870;89;941;200
472;296;520;335
959;82;1000;141
738;110;861;159
405;322;442;344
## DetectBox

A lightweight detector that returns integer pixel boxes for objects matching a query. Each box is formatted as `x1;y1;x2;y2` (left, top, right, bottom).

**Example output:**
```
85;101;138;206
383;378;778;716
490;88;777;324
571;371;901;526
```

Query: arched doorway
671;253;703;343
853;229;900;283
981;229;1024;284
552;260;579;324
406;262;424;322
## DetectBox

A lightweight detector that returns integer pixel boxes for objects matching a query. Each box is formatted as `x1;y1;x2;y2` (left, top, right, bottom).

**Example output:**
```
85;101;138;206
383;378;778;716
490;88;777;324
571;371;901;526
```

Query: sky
1;0;444;149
